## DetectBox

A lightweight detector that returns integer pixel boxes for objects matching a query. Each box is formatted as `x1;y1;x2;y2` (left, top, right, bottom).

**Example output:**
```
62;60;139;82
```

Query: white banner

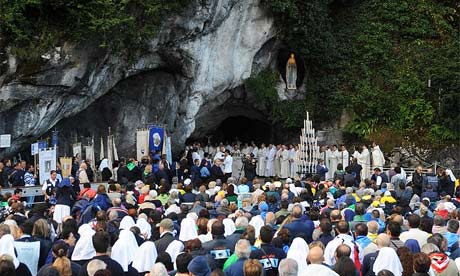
136;130;149;161
85;145;94;165
0;134;11;148
31;143;39;155
39;148;57;184
72;142;82;159
166;136;172;164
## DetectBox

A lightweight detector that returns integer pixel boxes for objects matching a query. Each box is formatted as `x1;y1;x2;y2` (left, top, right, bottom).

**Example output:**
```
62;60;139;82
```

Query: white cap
184;178;192;185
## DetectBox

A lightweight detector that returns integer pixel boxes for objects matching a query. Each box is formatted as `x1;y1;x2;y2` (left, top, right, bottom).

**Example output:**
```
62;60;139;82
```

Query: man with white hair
224;239;251;276
278;258;298;276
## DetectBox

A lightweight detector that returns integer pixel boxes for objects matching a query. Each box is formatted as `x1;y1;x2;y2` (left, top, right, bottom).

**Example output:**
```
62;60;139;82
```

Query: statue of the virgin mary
286;53;297;90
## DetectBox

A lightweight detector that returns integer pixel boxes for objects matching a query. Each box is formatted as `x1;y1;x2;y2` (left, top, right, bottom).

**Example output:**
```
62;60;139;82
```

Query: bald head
375;233;390;248
330;210;342;221
265;212;276;225
308;246;324;264
391;214;404;225
367;221;379;234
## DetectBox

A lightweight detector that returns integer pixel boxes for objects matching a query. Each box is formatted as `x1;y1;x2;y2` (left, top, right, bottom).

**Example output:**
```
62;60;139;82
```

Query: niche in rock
277;49;306;89
209;116;271;145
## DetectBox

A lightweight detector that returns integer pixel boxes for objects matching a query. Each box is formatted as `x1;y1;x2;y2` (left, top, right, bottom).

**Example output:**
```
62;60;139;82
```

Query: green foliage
0;0;186;58
245;69;306;128
263;0;460;146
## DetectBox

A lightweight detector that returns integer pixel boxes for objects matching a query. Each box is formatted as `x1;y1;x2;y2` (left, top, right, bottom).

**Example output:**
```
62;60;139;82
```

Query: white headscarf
111;229;139;272
223;218;236;237
99;158;109;172
119;216;135;230
373;247;403;276
166;240;185;265
179;218;198;242
0;234;19;268
71;224;96;261
135;218;152;239
287;237;309;272
132;241;157;273
289;184;299;197
249;215;265;237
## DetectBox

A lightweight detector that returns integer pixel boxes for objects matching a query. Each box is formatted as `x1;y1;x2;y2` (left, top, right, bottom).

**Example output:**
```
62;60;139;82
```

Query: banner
0;134;11;148
100;137;105;161
39;148;56;184
149;126;164;154
38;141;48;150
60;157;72;177
85;145;94;164
166;136;172;164
72;143;82;159
51;131;58;147
31;143;39;155
136;130;150;160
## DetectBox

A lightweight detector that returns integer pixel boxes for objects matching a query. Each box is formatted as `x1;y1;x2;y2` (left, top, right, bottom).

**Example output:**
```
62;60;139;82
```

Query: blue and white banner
149;126;164;154
166;136;172;164
52;131;58;147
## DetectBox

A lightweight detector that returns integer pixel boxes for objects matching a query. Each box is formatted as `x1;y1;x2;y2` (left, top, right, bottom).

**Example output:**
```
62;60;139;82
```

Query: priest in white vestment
266;144;276;177
340;145;349;169
289;145;298;178
280;145;290;178
371;142;385;170
325;147;332;180
353;145;371;180
275;145;282;177
328;145;339;180
257;144;267;177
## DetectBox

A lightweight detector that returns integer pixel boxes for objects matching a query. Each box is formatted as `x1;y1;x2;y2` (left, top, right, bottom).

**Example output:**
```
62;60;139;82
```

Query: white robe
275;149;282;177
329;149;339;180
354;149;371;180
325;149;332;180
289;149;297;178
371;146;385;170
257;148;267;176
341;150;349;168
251;146;258;159
266;147;276;177
280;149;290;179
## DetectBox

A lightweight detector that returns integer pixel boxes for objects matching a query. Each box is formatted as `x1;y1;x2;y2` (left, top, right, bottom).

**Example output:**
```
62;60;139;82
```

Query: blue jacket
224;258;246;276
283;218;314;243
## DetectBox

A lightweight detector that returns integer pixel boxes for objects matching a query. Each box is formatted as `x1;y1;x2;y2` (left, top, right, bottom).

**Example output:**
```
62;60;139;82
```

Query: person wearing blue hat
53;178;77;224
187;255;211;276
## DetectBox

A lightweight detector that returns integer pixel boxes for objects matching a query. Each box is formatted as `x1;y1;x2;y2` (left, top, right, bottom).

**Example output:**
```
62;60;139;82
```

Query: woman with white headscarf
71;224;96;264
132;241;157;275
111;229;139;272
373;247;403;276
179;218;198;242
223;218;236;237
135;217;152;240
119;215;135;230
249;215;265;237
0;234;32;275
166;240;185;268
287;237;309;272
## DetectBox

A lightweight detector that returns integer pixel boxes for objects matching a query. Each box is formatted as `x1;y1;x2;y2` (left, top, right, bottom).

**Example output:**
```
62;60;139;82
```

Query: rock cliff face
0;0;276;158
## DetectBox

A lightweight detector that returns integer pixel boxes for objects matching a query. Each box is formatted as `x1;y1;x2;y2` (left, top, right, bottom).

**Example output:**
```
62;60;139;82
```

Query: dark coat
154;232;176;253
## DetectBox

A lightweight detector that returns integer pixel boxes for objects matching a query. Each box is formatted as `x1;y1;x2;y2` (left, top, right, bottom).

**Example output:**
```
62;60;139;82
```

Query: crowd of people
0;141;458;276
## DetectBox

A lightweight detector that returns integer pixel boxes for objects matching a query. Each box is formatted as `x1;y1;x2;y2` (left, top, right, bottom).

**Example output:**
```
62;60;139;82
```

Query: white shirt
324;234;363;266
299;264;339;276
42;178;57;191
400;228;429;248
223;155;233;174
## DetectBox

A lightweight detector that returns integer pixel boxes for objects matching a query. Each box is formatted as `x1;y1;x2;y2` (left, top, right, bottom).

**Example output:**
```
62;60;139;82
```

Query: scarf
127;162;135;171
430;253;450;273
